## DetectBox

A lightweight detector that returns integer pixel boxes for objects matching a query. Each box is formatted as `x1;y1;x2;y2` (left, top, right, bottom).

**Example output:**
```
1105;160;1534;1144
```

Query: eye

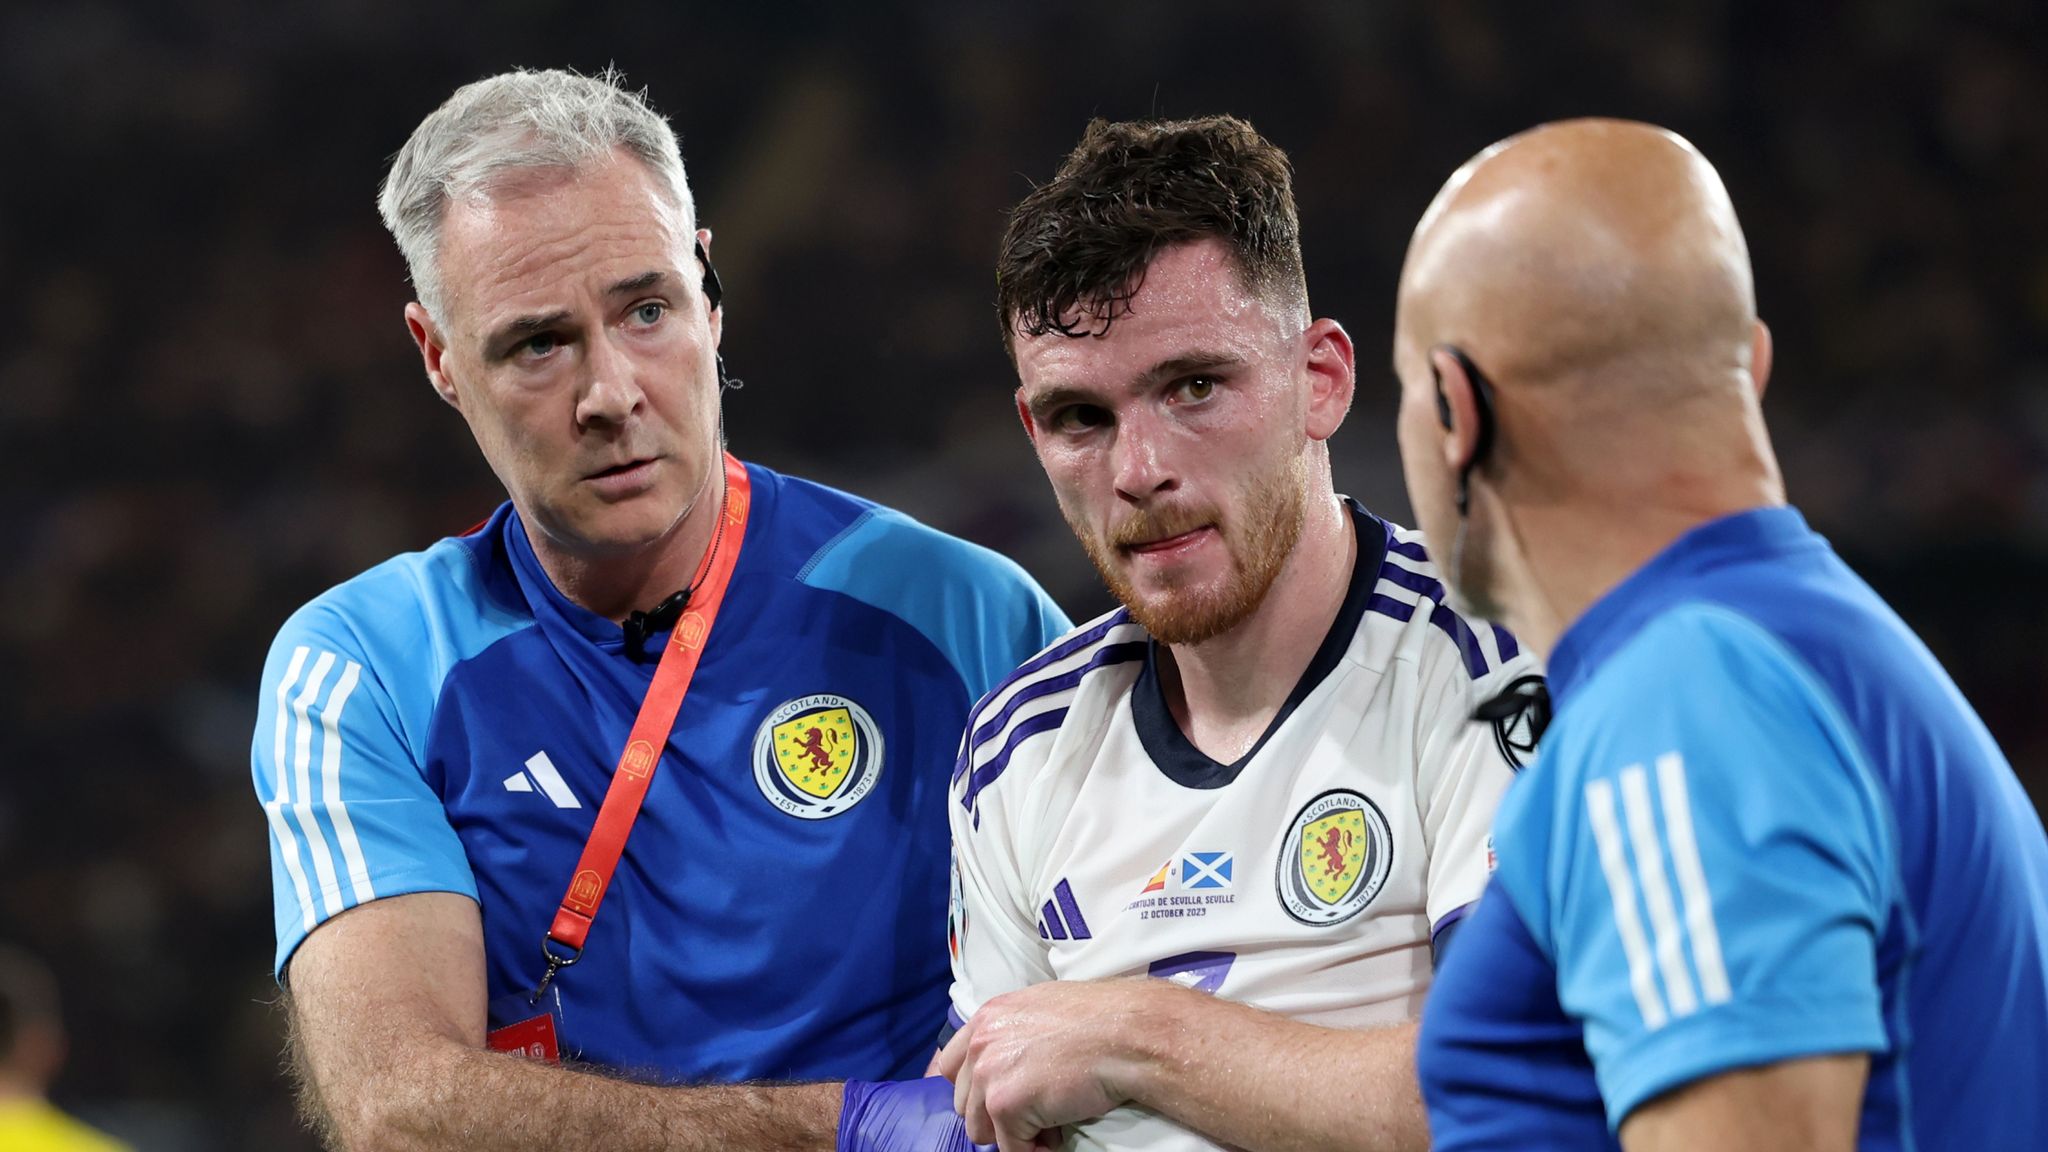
522;332;560;359
1050;404;1111;434
1176;376;1218;402
631;301;667;326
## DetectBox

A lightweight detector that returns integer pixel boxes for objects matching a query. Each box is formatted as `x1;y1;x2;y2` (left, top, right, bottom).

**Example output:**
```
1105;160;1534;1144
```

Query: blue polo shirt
253;460;1068;1082
1418;506;2048;1149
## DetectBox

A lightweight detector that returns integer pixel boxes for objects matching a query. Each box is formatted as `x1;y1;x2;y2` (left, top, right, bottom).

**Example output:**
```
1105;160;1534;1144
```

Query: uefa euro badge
1278;790;1393;926
752;694;884;819
947;853;969;963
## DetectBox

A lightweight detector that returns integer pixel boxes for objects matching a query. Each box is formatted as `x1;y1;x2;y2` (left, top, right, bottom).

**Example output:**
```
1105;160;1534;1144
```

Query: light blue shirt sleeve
798;507;1071;702
1532;603;1895;1127
252;591;480;983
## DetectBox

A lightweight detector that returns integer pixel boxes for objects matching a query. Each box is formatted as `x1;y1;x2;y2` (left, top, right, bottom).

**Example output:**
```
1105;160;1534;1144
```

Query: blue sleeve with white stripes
1539;604;1893;1127
252;601;476;982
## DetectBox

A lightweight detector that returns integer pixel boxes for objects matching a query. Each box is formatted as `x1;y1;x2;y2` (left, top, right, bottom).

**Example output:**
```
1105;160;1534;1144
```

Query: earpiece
694;240;741;392
694;240;723;312
1432;345;1500;518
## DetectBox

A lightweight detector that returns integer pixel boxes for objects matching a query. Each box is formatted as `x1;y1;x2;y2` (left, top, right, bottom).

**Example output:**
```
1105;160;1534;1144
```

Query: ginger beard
1070;450;1309;646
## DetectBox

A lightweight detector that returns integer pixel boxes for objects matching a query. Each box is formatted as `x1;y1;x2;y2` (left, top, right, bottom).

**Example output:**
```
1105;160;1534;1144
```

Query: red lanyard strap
534;453;752;995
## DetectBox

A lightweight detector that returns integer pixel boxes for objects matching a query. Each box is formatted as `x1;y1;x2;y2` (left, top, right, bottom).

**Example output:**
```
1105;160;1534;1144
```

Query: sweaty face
421;152;722;569
1014;240;1312;646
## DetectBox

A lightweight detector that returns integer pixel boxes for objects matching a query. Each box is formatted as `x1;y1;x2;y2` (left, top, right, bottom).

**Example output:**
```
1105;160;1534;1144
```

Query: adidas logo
503;751;581;809
1036;878;1093;941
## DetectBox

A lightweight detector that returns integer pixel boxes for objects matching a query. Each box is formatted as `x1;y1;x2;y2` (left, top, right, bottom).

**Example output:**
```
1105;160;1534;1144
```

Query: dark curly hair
996;115;1306;354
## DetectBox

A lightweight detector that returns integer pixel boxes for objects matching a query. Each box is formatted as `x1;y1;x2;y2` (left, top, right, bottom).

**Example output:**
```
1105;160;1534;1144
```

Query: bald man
1396;119;2048;1150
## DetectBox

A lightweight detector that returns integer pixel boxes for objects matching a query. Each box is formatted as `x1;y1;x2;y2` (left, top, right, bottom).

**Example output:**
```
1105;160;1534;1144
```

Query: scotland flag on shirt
1417;506;2048;1149
252;460;1068;1083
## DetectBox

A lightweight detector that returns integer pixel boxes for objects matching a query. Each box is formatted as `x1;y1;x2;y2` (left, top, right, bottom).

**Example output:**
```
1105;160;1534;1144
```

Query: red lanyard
532;453;752;998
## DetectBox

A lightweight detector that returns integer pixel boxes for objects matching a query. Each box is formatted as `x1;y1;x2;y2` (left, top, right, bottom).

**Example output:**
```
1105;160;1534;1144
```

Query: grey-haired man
254;68;1065;1150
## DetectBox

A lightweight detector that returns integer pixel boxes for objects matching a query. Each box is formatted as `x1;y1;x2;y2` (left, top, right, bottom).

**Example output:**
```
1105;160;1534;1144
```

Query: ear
1301;318;1356;442
1015;390;1039;447
1429;346;1483;475
697;227;723;350
406;302;462;410
1749;319;1773;401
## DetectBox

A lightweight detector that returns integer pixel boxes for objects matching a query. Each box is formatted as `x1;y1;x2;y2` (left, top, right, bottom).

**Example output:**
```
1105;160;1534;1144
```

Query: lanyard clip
531;936;582;1006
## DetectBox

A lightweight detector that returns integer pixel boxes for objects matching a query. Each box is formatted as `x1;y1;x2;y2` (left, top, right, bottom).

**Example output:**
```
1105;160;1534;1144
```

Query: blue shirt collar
497;461;774;659
1546;505;1822;704
501;504;639;652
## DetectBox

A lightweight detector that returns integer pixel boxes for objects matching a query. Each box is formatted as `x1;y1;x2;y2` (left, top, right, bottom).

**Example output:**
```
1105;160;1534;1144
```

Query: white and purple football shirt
949;502;1536;1152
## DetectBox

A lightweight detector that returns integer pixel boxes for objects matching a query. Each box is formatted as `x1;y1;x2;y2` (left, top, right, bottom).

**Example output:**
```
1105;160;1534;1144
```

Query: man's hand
937;979;1429;1152
936;980;1175;1151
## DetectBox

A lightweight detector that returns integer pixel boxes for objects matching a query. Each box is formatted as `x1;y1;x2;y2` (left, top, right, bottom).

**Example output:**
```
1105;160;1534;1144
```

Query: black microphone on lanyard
621;589;692;662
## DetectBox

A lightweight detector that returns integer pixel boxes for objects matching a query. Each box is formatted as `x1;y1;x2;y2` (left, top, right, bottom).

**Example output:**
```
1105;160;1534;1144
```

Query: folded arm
939;979;1428;1152
1620;1054;1869;1152
286;891;840;1152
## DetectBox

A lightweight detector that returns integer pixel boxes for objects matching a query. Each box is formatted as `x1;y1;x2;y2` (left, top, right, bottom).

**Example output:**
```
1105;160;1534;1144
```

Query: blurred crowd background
1;1;2043;1147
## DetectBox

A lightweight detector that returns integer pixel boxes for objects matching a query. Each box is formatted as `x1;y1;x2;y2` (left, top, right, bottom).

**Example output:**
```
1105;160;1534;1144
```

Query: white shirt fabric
947;504;1541;1152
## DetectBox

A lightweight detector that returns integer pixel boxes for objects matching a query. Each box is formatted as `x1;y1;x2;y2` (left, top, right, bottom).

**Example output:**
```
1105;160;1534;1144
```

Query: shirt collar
502;505;634;650
1128;497;1388;789
1546;504;1820;703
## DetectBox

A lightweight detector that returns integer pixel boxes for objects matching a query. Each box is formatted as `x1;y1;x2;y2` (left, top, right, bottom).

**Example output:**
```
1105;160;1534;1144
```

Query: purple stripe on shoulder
1366;593;1417;623
1431;601;1490;678
968;641;1147;758
1388;536;1432;563
947;1004;966;1031
953;615;1126;785
1372;563;1495;679
962;707;1069;815
1378;562;1442;599
1492;623;1521;661
989;612;1127;704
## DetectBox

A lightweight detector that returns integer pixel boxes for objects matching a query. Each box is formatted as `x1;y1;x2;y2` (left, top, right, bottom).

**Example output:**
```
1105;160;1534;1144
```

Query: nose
575;329;646;428
1112;408;1178;503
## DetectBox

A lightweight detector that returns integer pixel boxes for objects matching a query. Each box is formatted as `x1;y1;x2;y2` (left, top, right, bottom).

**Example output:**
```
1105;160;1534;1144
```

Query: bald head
1397;119;1756;393
1389;119;1784;654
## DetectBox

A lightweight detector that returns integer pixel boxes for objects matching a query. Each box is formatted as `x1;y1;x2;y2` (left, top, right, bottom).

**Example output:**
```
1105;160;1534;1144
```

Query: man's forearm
299;1021;839;1152
1113;990;1428;1152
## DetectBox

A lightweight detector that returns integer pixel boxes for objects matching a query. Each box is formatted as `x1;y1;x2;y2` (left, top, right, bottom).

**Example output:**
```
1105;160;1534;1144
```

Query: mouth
581;456;664;499
1122;525;1216;557
586;456;656;481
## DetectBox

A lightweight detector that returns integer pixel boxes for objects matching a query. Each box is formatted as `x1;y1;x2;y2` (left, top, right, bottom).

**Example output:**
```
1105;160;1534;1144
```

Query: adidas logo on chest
502;751;582;809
